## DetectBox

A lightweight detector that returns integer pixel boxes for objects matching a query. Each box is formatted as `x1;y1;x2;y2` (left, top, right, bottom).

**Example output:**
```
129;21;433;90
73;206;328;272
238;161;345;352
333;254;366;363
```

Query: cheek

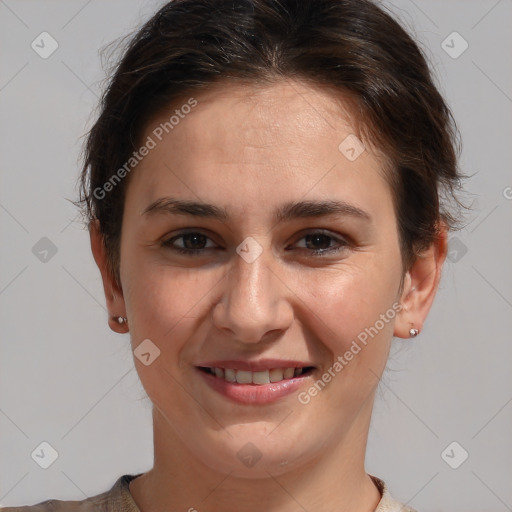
125;261;216;335
122;263;215;406
121;249;229;382
308;256;402;337
296;263;401;414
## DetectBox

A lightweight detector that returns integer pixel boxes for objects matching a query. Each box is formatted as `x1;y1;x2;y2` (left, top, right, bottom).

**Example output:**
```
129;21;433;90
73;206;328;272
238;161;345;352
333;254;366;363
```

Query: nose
212;246;294;345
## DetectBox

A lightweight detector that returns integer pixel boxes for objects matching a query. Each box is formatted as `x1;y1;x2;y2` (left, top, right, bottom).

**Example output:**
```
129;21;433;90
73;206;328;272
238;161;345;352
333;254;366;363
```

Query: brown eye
162;231;217;255
162;230;350;257
304;233;333;250
293;231;350;257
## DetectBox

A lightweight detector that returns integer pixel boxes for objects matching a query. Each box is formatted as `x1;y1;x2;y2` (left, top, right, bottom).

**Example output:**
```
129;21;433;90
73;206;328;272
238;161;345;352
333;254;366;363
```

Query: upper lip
196;359;315;372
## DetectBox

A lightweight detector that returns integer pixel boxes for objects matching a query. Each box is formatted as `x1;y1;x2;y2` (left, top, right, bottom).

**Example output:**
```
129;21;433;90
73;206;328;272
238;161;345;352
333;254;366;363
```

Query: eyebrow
141;197;371;223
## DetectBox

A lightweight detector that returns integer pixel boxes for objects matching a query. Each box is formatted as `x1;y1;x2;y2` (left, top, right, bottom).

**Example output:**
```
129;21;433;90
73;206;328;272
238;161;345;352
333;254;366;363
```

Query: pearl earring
409;328;419;337
116;316;127;325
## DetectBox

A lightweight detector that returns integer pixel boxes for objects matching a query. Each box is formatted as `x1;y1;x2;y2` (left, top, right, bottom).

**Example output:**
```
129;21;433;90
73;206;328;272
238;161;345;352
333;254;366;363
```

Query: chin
190;425;312;478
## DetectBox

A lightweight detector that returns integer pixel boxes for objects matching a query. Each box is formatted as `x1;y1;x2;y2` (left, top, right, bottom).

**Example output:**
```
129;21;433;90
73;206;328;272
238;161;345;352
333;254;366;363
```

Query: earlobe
89;220;128;334
393;224;448;339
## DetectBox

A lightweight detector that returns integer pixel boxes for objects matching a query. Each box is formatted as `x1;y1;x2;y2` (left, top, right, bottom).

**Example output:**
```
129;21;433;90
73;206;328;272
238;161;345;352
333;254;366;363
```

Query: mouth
195;362;316;405
197;365;316;385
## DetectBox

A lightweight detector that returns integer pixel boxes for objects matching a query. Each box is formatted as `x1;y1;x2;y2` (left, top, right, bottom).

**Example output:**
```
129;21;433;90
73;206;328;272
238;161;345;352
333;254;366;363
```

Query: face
109;80;413;477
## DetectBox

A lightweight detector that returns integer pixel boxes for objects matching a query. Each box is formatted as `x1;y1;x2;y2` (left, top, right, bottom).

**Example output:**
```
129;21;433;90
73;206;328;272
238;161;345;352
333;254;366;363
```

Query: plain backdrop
1;1;511;510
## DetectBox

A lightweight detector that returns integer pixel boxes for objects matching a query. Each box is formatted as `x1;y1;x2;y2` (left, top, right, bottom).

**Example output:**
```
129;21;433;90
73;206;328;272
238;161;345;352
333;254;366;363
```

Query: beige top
1;473;418;512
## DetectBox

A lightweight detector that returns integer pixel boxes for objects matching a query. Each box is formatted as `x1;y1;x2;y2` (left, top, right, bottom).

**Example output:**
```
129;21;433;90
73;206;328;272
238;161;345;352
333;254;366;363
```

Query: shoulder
0;474;142;512
370;474;419;512
0;495;107;512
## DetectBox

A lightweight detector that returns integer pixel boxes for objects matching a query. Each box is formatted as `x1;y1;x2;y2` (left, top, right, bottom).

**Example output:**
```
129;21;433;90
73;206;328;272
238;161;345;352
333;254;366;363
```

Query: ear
89;219;128;334
394;222;448;338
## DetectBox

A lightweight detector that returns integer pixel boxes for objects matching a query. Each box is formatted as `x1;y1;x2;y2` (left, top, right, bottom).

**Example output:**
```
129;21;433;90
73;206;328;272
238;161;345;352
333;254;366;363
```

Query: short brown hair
76;0;466;286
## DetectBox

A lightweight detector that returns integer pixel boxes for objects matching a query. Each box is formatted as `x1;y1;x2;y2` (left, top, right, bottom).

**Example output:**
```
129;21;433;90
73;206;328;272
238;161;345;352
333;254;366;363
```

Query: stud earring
409;328;419;337
116;316;128;325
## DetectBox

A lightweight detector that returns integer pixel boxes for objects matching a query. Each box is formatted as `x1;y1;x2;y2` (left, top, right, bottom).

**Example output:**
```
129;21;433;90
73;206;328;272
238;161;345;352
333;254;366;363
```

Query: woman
2;0;464;510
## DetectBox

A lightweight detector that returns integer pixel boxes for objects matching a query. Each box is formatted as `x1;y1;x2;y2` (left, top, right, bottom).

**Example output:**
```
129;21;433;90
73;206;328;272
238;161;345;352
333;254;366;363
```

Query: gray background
0;0;511;510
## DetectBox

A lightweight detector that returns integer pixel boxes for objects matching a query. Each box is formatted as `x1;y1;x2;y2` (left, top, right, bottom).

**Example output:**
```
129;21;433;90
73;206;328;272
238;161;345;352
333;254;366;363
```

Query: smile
198;366;315;385
196;364;316;405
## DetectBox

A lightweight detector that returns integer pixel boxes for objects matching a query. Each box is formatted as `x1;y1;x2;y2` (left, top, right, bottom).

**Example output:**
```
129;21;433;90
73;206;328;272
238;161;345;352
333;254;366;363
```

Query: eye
162;231;218;255
292;231;350;257
162;230;350;257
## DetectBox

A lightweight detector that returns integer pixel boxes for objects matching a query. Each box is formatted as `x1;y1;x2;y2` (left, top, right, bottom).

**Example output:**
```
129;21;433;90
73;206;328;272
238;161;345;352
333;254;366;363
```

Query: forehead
154;80;361;156
127;79;393;220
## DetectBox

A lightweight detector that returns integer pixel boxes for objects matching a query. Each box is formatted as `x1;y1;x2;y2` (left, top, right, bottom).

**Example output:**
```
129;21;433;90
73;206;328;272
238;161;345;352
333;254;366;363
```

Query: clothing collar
111;473;417;512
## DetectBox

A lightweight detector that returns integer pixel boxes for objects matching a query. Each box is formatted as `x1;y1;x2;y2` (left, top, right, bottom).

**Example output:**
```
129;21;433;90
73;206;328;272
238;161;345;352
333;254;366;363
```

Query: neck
129;398;382;512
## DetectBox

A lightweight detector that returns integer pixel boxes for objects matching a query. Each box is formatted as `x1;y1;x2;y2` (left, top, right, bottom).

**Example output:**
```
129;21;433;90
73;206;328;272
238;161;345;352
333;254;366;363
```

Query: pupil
185;233;205;249
306;234;330;250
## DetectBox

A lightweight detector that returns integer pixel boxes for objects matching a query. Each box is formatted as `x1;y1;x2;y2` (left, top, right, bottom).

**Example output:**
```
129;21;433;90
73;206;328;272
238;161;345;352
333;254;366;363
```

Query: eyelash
162;230;350;257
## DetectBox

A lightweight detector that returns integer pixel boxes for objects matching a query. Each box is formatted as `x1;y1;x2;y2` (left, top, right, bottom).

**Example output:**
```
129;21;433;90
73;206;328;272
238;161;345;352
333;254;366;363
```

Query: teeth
208;367;309;385
252;370;270;385
269;368;284;382
236;370;253;384
283;367;295;379
224;368;236;382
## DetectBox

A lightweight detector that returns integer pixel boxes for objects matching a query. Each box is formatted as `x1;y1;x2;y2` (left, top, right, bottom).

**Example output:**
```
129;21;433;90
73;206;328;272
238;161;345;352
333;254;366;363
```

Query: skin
91;79;447;512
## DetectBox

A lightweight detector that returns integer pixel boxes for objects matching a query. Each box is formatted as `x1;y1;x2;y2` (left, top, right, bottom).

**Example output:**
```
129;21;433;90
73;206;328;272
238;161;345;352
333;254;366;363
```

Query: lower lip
196;368;312;405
